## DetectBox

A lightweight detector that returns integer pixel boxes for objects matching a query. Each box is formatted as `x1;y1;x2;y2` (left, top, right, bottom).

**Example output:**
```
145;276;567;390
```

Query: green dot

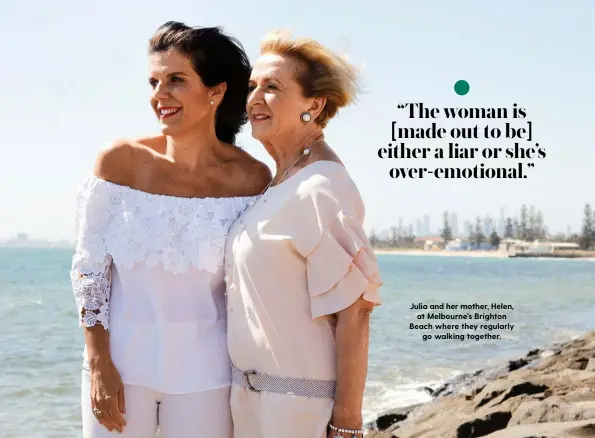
454;80;470;96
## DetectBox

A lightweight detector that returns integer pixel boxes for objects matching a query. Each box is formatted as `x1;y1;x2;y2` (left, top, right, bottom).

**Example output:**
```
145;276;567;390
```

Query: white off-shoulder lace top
70;175;257;394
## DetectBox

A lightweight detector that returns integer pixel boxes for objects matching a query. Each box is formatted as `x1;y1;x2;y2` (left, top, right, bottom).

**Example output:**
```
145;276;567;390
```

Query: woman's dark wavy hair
149;21;251;144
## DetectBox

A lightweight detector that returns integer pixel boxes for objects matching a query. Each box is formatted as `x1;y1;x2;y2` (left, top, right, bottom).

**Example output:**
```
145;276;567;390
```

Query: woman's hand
89;360;127;432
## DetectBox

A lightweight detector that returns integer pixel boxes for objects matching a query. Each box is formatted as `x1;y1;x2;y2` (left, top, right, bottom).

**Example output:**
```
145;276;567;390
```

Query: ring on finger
92;407;102;417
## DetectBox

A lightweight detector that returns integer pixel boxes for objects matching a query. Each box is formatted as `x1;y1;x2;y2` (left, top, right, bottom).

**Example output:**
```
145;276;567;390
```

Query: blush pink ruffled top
223;160;382;437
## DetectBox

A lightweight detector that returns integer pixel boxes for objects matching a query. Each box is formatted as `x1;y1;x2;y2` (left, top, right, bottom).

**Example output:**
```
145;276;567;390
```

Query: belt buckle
243;370;260;392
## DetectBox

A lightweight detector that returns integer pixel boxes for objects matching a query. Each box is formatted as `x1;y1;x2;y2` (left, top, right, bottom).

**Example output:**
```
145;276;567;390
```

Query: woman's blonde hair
259;31;360;128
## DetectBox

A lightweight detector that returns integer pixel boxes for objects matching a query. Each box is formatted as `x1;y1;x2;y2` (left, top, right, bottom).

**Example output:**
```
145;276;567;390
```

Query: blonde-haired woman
224;32;382;438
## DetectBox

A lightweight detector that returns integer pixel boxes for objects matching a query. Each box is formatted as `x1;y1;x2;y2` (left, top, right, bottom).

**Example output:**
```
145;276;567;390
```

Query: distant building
498;207;505;236
414;236;444;250
483;216;495;236
449;212;458;237
445;238;473;251
530;242;579;254
499;239;579;255
463;220;471;238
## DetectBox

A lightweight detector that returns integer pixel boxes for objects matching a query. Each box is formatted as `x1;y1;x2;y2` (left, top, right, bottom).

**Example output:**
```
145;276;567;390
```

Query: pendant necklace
236;138;324;231
260;137;325;196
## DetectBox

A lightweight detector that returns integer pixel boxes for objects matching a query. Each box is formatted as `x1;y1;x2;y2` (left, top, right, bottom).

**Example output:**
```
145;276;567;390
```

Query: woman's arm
84;325;112;369
72;252;127;434
287;171;382;436
71;143;132;432
330;297;375;434
83;323;126;433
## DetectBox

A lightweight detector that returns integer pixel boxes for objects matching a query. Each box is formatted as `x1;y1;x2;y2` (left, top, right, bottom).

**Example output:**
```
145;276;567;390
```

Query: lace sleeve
69;177;114;330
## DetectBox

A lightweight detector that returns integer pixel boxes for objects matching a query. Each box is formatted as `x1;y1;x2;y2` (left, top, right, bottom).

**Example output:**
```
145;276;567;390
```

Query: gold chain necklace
237;139;324;230
259;143;318;196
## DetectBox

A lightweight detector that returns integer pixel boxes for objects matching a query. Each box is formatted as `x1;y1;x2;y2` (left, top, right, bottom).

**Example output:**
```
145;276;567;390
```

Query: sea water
0;248;592;436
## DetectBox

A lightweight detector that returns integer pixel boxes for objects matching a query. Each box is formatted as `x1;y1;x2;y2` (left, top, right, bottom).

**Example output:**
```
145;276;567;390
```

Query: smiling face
149;49;214;136
247;53;316;144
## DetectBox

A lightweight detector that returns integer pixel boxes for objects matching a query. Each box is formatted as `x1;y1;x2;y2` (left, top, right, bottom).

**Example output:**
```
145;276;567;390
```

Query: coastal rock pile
365;331;595;438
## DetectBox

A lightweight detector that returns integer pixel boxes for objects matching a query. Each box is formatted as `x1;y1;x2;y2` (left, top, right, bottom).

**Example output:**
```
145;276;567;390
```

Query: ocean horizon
0;247;593;437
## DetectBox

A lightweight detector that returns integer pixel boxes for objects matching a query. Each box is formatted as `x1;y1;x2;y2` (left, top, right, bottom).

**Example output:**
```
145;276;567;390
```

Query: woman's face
149;49;215;136
247;53;314;143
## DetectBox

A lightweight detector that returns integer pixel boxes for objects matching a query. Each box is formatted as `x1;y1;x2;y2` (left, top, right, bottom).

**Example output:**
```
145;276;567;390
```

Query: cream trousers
230;383;332;438
81;371;232;438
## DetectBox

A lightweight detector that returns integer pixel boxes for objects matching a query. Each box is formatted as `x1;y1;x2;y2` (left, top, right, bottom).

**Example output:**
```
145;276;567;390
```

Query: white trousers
81;371;233;438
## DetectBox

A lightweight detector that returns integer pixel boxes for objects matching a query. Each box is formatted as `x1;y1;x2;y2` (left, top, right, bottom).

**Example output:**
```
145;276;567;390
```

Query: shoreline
374;248;595;261
374;249;508;259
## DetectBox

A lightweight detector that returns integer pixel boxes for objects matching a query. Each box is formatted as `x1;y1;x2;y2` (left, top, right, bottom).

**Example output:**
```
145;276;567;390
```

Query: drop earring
300;112;312;123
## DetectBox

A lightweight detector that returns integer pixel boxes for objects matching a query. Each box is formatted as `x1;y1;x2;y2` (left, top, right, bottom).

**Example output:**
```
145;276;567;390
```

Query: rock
527;348;541;357
474;380;513;408
508;358;529;372
474;380;548;409
433;366;509;400
508;397;595;426
540;350;557;358
567;357;590;371
482;419;595;437
456;411;512;437
500;382;547;404
364;331;595;438
422;386;435;396
375;405;420;430
562;387;595;403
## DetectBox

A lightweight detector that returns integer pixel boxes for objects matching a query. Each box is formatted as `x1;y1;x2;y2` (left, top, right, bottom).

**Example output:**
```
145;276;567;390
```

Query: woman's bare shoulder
93;136;163;186
224;146;272;196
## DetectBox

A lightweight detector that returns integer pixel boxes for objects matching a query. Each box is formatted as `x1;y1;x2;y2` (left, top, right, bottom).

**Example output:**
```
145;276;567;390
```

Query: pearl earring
300;112;311;123
209;100;215;105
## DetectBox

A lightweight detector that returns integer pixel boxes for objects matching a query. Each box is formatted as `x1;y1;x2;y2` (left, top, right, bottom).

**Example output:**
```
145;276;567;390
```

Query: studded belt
231;364;336;399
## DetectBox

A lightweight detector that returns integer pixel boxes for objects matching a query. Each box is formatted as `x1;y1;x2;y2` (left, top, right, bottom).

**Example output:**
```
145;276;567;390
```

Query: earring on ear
300;112;312;123
209;99;215;105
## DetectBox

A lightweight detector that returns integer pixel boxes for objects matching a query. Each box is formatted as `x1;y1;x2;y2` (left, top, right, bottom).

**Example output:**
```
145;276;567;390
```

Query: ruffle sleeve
290;175;382;319
69;177;114;330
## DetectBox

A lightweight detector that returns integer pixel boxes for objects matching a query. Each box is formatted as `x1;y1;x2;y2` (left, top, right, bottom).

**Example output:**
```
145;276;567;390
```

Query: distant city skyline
3;202;587;245
370;203;588;242
3;201;590;245
0;233;73;248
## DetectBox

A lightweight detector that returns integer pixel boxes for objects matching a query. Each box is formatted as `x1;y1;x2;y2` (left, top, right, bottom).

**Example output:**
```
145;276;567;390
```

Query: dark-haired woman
70;21;270;438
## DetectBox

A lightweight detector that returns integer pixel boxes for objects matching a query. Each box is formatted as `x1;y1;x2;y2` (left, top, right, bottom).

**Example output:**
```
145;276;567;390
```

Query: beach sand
374;249;595;261
373;249;509;258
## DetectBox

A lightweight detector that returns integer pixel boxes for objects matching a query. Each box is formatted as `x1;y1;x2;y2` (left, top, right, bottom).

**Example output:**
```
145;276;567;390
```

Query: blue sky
2;0;593;240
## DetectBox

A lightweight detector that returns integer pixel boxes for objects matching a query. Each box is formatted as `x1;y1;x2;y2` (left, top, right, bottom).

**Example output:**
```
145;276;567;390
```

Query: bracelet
328;423;364;437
